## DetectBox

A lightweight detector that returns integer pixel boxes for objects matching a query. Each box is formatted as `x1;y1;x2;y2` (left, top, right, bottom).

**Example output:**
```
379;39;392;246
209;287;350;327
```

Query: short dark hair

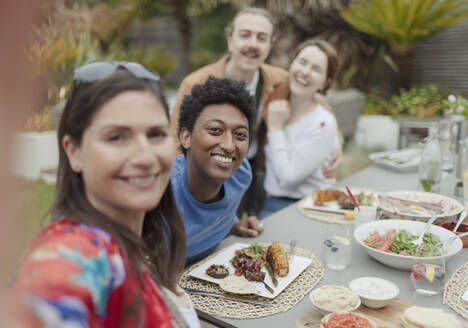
293;39;340;93
178;76;256;154
55;68;185;292
224;7;277;43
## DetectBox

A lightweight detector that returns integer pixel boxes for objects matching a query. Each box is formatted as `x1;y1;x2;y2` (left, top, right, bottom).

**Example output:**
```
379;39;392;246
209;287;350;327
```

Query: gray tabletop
211;165;468;327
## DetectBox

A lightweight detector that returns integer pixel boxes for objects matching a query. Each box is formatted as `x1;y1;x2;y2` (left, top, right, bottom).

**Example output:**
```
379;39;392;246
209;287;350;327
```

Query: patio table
197;165;468;327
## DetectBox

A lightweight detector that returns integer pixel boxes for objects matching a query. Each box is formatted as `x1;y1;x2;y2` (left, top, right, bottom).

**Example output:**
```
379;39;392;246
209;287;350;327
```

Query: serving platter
379;190;464;223
189;242;312;298
300;187;378;214
293;297;416;328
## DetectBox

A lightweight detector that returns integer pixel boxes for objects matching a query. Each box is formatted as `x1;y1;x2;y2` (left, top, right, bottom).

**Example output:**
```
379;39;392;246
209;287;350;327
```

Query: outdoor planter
325;88;366;142
12;130;59;180
354;115;400;151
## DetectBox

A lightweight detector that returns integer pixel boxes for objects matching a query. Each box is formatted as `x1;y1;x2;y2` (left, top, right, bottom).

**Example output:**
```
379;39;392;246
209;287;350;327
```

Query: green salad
364;229;443;257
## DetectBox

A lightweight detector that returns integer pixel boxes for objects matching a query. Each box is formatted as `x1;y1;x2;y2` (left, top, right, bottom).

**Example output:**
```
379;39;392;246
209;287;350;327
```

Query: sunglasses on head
73;61;161;84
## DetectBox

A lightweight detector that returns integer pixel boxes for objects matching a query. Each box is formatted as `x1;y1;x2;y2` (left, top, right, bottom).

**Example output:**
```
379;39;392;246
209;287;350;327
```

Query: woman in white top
260;39;341;218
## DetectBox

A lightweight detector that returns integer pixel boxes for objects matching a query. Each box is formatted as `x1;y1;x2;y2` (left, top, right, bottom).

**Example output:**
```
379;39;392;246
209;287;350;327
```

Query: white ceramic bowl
309;285;361;315
320;312;375;328
349;277;399;309
354;219;463;270
378;190;464;223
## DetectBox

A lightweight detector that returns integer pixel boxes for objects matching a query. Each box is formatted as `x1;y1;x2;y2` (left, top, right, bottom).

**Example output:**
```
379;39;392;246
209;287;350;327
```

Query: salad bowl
354;219;463;270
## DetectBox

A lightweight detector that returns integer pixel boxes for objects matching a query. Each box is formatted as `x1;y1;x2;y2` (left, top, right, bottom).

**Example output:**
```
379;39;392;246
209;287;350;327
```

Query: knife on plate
184;288;271;307
302;206;349;215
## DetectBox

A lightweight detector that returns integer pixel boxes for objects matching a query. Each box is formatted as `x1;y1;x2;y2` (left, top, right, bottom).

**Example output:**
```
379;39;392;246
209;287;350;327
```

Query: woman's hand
231;216;264;237
266;100;291;131
323;145;342;179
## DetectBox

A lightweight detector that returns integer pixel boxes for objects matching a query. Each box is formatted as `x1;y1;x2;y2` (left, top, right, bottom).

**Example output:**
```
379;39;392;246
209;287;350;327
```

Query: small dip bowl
440;222;468;248
309;285;361;315
320;312;376;328
349;277;399;309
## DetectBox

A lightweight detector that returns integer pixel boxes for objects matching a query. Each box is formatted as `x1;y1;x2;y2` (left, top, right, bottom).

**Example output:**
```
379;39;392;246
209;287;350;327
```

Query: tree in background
340;0;468;91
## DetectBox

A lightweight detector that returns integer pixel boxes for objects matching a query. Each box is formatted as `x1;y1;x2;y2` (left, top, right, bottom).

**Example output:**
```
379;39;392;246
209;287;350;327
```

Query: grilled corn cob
267;242;289;277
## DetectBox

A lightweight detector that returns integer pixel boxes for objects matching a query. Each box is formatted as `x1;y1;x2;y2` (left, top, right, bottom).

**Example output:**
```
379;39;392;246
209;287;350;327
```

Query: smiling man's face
180;103;250;185
227;12;273;73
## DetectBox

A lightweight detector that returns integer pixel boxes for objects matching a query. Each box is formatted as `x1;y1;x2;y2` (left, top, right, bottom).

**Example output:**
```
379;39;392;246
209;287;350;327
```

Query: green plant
363;85;446;117
388;85;445;117
116;44;176;78
362;93;394;115
340;0;468;90
444;94;468;117
23;108;55;132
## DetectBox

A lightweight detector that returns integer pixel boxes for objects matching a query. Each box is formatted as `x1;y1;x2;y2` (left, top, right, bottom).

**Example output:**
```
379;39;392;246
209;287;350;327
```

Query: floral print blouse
10;218;179;328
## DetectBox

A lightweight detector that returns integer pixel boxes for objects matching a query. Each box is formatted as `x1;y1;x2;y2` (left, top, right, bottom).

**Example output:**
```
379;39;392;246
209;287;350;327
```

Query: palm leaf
340;0;468;47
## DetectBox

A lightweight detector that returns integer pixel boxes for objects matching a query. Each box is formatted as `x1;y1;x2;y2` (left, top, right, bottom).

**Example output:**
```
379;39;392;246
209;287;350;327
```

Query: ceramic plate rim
301;187;379;214
379;190;464;219
188;242;313;298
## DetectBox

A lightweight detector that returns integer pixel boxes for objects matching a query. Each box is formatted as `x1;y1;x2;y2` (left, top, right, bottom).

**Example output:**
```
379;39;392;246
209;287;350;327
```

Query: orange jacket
171;55;290;148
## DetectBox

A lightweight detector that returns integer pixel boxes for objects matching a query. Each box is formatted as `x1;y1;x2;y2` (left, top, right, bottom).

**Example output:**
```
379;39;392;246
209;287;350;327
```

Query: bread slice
219;275;259;295
400;306;462;328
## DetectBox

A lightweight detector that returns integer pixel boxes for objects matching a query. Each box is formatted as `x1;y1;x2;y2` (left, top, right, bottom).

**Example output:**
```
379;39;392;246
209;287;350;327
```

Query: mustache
241;47;260;57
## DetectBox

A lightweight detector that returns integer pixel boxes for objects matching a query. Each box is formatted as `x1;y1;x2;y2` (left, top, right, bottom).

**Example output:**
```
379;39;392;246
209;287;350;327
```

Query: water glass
410;245;446;296
322;225;351;271
354;206;376;227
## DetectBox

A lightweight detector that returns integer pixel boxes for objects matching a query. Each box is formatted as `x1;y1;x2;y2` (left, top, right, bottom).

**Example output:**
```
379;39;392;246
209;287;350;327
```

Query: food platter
379;190;464;222
300;187;378;214
189;242;312;298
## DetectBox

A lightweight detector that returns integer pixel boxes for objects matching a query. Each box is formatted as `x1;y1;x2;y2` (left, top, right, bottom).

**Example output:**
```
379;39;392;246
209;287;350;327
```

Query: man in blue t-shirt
171;77;264;263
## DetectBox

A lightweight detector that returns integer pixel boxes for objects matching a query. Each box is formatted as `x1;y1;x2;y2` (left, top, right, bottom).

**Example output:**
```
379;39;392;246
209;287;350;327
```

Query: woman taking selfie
260;39;341;218
10;62;199;327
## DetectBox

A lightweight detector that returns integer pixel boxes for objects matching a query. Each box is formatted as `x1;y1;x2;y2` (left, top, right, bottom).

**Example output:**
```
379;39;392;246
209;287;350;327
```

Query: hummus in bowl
309;285;360;315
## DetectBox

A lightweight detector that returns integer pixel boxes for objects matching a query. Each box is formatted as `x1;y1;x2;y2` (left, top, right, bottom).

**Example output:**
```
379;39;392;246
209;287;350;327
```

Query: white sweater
264;103;339;199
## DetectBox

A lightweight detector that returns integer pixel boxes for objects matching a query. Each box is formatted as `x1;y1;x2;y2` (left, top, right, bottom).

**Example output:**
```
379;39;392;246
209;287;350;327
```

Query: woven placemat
297;197;353;225
443;262;468;321
179;245;324;319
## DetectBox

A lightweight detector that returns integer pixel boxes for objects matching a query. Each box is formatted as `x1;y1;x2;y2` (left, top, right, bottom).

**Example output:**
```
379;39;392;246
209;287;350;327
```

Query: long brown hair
53;69;185;292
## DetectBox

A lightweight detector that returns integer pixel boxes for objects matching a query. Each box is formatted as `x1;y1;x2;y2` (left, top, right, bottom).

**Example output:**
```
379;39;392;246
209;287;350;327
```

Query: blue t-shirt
171;155;252;262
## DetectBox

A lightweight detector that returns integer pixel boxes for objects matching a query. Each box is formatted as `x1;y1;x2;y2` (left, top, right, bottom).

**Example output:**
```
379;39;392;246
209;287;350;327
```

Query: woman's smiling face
289;45;329;96
64;90;175;222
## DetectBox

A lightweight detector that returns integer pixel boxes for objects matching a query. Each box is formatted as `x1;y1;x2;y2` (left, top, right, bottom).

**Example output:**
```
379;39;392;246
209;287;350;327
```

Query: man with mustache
172;77;263;263
171;7;342;226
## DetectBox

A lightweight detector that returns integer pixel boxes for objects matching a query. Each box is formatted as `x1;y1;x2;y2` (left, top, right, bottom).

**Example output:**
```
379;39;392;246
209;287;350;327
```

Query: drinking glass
410;244;446;296
322;225;351;270
460;139;468;205
354;206;376;227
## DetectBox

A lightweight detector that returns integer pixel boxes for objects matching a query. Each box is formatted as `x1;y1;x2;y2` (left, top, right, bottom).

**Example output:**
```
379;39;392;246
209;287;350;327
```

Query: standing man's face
227;13;273;72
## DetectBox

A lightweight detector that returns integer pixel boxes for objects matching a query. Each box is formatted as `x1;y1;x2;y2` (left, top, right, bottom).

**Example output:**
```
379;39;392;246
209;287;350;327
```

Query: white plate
301;187;378;214
379;190;464;221
354;219;463;270
189;242;312;298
